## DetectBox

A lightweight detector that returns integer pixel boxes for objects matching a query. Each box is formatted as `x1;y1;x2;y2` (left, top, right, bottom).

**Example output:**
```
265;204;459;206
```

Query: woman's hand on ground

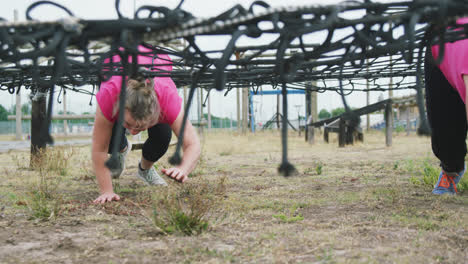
161;167;188;183
93;192;120;204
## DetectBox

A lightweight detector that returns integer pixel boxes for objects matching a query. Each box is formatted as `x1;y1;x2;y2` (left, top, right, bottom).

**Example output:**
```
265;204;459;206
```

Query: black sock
138;162;147;171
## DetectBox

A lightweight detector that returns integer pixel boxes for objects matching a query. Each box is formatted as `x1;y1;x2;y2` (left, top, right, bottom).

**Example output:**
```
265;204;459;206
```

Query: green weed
316;162;323;175
272;204;304;223
272;214;304;223
316;248;335;263
25;169;63;221
27;189;62;220
152;176;226;235
421;161;439;187
22;147;71;221
409;176;422;185
458;175;468;192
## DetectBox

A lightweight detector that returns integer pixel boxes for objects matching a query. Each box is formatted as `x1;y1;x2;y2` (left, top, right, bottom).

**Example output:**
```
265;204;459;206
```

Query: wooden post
346;122;354;145
406;106;410;136
30;91;47;166
311;89;317;129
307;123;315;144
324;127;329;143
385;102;393;147
338;118;346;147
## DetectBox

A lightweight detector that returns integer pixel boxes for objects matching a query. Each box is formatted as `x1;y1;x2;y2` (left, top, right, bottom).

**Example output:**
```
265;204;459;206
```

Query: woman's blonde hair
113;77;160;127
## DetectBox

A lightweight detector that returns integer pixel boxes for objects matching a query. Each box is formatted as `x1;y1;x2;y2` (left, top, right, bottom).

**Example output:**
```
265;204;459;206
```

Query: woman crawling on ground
91;47;200;204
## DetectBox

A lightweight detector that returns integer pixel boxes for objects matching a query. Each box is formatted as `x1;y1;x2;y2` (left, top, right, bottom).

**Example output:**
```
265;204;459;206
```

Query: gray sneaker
137;163;168;186
110;141;132;179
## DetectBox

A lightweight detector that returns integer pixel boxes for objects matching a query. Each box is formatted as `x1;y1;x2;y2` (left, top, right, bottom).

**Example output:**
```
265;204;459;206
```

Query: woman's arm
162;107;201;182
92;106;119;203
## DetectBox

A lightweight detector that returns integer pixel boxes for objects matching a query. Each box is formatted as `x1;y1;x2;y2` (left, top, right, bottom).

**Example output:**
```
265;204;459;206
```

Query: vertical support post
305;81;315;144
305;82;311;142
276;94;281;130
308;118;315;145
183;86;187;109
324;127;329;143
30;91;47;167
63;89;68;136
385;102;393;147
242;86;248;134
207;91;211;130
366;59;370;131
338;118;346;147
406;106;411;136
388;31;394;139
200;88;204;122
15;88;22;140
236;88;240;131
311;88;317;129
196;88;203;135
249;91;255;132
235;52;241;132
346;122;354;145
14;10;22;141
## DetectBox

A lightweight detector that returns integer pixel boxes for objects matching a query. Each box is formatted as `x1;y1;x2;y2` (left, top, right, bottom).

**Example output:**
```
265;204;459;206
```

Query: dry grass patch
151;176;227;235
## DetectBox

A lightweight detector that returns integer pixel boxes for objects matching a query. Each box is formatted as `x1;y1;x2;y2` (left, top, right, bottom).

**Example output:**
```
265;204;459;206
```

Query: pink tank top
96;46;182;125
431;18;468;104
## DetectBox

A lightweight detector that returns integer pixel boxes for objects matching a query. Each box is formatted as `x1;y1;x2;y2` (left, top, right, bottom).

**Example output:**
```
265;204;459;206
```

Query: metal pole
63;89;68;136
207;91;211;130
14;10;22;140
366;59;370;131
235;52;241;132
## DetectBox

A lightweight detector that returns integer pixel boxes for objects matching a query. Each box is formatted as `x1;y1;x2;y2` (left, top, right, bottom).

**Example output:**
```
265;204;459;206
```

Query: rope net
1;0;468;175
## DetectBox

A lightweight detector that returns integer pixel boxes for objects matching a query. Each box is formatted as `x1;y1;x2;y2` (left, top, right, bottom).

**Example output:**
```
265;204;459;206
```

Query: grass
407;158;468;192
22;147;73;220
0;131;467;263
151;176;226;235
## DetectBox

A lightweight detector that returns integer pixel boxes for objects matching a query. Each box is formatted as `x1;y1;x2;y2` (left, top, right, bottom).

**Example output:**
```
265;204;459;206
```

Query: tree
331;107;346;117
10;103;31;115
318;109;331;120
58;110;75;115
0;104;8;121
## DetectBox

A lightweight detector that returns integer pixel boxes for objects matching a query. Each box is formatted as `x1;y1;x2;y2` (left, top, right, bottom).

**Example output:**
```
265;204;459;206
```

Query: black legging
425;48;467;173
108;123;172;162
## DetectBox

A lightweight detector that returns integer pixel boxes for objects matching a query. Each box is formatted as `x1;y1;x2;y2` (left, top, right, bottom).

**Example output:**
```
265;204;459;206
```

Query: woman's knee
142;124;172;162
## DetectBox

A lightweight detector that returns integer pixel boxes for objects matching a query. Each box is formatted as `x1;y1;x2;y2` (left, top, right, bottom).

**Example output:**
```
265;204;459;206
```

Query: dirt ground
0;130;467;263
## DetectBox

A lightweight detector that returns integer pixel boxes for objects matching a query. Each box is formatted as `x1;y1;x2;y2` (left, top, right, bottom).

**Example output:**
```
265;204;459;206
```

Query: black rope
169;65;208;165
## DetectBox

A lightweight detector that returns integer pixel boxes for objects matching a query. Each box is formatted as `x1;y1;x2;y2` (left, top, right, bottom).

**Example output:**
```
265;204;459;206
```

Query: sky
0;0;413;123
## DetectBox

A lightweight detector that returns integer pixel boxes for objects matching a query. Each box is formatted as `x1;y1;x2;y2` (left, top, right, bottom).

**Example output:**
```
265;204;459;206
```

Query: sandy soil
0;130;467;263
